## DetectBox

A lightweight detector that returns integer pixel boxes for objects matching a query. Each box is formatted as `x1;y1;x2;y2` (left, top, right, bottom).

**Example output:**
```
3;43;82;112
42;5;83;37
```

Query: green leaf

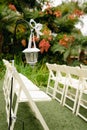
63;49;70;61
51;43;66;54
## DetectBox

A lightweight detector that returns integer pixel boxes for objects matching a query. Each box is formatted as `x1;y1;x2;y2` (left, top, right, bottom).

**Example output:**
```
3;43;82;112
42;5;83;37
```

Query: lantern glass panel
25;52;38;65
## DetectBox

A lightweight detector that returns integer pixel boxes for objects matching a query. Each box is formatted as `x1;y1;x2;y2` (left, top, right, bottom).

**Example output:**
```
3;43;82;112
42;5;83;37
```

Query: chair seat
14;73;51;102
16;90;52;102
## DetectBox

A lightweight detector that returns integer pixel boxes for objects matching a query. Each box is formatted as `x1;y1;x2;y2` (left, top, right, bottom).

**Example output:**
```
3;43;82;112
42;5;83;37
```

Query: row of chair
46;63;87;121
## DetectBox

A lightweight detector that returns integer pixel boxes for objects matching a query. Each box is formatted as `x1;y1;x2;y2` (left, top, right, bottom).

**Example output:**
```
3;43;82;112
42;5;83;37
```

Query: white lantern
23;47;40;66
23;19;42;66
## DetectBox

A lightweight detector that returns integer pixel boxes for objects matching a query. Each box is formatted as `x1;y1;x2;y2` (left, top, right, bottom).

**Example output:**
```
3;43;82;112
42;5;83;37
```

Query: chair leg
63;84;79;114
76;89;87;122
76;89;82;115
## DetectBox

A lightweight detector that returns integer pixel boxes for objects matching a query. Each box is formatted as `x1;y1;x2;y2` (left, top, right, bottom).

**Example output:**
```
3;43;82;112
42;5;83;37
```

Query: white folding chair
46;63;67;104
53;64;68;104
3;60;15;126
46;62;58;98
12;68;51;130
63;66;82;113
3;59;51;130
76;68;87;121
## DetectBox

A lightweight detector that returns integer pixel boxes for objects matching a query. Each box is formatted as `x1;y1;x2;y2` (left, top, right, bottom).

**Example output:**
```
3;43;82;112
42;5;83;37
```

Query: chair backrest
79;68;87;89
56;64;67;79
65;65;80;76
65;65;80;79
80;64;87;69
46;63;67;81
80;64;87;80
46;62;58;79
64;65;83;90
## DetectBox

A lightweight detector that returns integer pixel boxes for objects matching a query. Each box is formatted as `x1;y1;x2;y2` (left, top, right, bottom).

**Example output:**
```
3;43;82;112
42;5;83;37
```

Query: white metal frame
63;66;82;113
76;68;87;121
46;63;57;97
46;63;67;104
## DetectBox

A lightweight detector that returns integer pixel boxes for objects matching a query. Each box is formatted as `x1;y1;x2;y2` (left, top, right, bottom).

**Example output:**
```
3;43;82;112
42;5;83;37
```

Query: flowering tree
0;0;87;65
35;1;87;64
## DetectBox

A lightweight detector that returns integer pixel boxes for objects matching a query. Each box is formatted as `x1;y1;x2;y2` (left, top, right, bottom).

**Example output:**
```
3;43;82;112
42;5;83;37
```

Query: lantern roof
23;47;40;53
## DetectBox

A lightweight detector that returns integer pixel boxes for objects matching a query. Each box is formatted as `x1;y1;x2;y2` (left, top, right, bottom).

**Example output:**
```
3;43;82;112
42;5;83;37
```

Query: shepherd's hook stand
8;19;30;130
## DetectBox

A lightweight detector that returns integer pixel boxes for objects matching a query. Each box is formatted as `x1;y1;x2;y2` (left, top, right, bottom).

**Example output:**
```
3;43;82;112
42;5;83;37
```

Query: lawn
0;76;87;130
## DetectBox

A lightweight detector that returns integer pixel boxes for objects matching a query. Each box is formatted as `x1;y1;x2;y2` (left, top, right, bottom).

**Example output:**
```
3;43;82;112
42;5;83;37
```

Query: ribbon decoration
29;19;43;38
28;19;43;48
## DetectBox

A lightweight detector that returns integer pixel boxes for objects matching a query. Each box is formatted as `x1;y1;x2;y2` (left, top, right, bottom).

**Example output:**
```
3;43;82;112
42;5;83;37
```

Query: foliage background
0;0;87;66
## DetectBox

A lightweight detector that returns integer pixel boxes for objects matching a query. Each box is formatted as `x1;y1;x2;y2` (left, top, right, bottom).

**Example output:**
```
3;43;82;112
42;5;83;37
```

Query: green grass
0;78;87;130
0;61;87;130
15;62;49;88
0;79;8;130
